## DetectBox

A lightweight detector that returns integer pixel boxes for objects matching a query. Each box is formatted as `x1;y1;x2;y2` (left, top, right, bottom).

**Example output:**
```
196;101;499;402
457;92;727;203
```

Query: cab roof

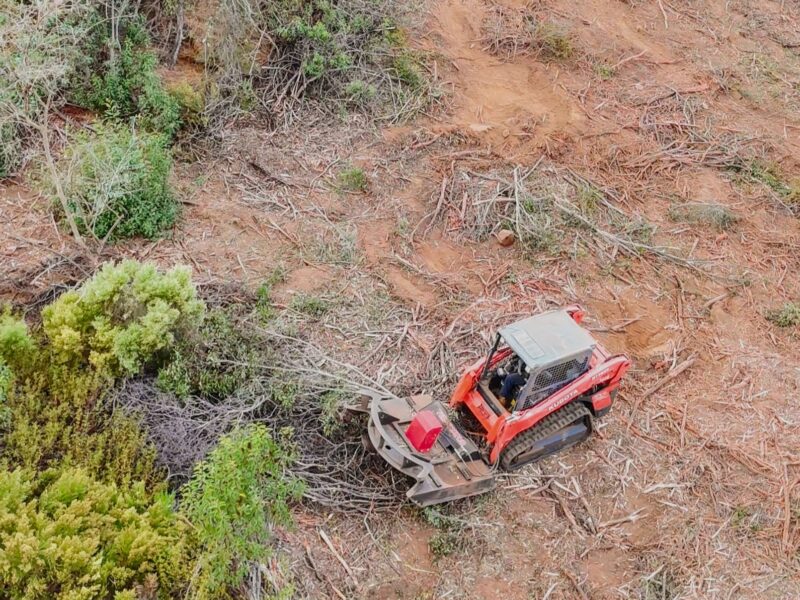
498;309;596;369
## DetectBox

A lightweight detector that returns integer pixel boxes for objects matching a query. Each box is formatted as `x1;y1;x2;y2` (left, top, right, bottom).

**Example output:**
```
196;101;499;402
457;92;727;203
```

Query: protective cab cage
479;309;598;413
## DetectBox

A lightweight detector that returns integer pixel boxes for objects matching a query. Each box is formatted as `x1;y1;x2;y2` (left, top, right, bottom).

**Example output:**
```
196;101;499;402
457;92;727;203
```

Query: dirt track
3;0;800;598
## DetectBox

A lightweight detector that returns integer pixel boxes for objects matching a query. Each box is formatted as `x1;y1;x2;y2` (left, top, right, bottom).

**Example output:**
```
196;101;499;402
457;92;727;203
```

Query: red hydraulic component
405;410;443;453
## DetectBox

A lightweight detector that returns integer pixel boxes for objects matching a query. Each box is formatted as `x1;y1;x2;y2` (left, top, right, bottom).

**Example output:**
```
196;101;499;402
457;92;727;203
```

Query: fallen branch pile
112;323;407;514
423;160;705;272
628;91;763;176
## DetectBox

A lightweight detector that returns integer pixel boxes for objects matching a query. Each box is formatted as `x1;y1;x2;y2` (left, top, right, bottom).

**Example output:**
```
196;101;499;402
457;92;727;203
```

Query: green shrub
181;424;303;599
290;293;329;317
42;260;204;378
766;302;800;327
428;529;463;558
167;80;206;128
1;261;198;486
80;20;181;138
3;367;162;488
422;507;467;559
270;381;299;409
0;312;34;431
52;123;179;241
0;467;187;599
392;53;425;89
0;312;35;369
0;262;210;598
337;165;368;192
319;390;346;437
156;309;260;401
344;80;377;105
0;360;12;429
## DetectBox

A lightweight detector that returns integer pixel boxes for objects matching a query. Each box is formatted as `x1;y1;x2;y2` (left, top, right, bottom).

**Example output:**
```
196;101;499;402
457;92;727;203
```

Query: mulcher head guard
366;393;495;506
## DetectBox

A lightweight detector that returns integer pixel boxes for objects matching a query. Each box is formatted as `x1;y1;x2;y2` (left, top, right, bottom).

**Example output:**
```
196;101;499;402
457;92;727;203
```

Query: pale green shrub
42;260;204;377
0;312;35;368
0;467;186;599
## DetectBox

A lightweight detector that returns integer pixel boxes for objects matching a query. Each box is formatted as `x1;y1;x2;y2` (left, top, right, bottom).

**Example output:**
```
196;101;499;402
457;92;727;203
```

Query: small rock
469;123;493;133
496;229;515;247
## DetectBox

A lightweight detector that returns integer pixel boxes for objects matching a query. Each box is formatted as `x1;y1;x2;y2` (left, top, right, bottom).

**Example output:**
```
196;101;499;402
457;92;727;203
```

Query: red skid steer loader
364;306;630;506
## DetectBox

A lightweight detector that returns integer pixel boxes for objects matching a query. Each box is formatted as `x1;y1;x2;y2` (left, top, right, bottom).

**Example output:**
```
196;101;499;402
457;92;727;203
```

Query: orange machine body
449;307;631;464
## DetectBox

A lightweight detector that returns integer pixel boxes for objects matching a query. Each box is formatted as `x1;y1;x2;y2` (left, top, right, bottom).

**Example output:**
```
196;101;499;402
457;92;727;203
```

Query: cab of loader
479;309;596;412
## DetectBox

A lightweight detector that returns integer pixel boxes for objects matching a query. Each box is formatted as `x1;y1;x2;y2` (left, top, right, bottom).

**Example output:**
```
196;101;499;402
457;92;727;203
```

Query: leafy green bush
76;18;181;138
3;364;163;488
167;80;207;128
181;424;303;598
42;260;204;378
1;261;201;488
52;124;179;240
0;467;187;599
156;309;261;400
0;311;35;433
0;312;35;369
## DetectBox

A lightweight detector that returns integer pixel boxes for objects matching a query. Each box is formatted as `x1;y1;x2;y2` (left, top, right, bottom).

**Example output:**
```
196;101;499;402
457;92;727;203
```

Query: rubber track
500;401;592;471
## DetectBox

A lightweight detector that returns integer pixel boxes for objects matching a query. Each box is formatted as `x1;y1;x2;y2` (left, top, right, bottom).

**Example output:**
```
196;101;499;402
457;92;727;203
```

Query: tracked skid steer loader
364;306;631;506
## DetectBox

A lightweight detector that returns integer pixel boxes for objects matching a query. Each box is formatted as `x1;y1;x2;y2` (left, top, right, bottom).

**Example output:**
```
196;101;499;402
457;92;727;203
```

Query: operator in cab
496;354;529;410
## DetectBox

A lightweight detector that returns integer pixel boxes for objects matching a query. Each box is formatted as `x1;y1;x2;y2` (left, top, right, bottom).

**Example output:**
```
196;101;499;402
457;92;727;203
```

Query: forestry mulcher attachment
365;306;630;506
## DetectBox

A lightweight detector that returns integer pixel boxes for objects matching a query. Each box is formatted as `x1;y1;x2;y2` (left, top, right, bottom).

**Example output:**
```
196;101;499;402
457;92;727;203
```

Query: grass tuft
735;159;800;208
668;202;738;232
290;293;329;317
337;165;368;192
594;61;615;79
765;302;800;327
536;23;574;60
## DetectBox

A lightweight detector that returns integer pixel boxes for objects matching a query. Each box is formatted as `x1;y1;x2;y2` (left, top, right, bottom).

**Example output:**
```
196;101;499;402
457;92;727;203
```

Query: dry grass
668;202;739;231
481;3;574;61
